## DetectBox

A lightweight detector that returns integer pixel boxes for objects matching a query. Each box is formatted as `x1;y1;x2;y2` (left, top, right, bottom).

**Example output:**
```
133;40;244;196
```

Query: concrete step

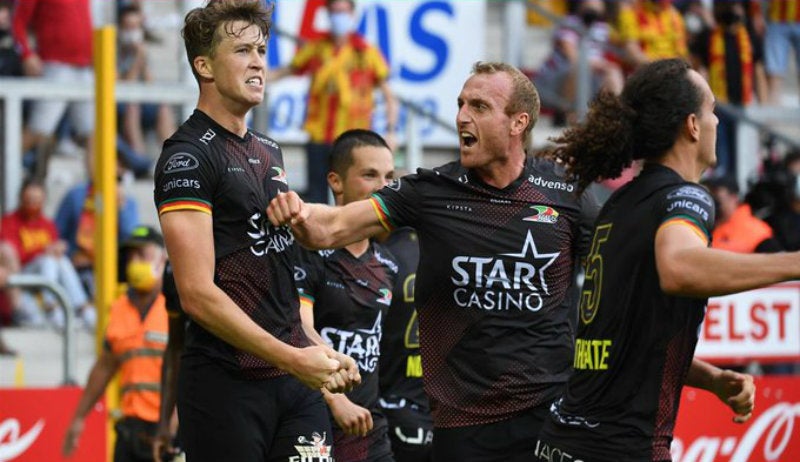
0;327;96;388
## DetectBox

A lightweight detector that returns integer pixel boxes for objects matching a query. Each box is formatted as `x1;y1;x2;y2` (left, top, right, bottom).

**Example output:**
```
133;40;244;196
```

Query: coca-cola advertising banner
0;387;106;461
696;283;800;364
672;376;800;462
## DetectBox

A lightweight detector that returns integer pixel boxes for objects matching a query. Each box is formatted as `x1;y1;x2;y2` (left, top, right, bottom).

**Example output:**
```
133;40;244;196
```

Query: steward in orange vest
63;226;169;461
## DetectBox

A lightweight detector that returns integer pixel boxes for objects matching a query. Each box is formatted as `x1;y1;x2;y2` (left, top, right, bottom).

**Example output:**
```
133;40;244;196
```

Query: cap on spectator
122;225;164;248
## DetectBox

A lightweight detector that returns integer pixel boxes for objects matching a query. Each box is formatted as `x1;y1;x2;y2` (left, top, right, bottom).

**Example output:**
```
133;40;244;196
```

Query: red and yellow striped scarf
768;0;800;23
708;24;753;105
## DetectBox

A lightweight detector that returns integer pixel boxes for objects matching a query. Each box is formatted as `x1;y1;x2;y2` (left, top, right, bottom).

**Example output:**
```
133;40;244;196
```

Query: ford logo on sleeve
163;153;200;174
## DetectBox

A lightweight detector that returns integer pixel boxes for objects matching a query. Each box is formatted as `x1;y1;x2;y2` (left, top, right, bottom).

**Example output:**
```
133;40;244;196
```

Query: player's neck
475;152;525;190
197;92;251;138
344;239;370;259
658;147;705;183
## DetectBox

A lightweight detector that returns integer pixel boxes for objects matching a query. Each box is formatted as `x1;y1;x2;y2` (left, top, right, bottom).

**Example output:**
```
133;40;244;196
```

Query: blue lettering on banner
401;1;452;82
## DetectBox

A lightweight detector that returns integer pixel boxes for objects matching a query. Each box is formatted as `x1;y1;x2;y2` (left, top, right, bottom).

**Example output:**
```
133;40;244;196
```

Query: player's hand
267;191;308;228
711;369;755;423
152;423;177;462
62;418;84;457
323;351;361;393
326;393;373;437
289;345;340;390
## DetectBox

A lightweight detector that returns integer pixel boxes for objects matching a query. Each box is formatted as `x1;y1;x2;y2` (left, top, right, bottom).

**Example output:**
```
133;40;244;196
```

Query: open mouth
245;77;263;87
460;131;477;147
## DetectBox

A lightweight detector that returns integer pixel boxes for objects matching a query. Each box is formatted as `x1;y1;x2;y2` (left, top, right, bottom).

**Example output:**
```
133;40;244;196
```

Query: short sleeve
290;42;319;74
154;144;215;216
294;248;325;306
658;184;716;243
365;45;389;82
369;174;424;232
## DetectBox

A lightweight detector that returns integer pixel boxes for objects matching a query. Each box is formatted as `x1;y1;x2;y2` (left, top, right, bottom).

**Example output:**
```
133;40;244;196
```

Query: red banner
0;387;106;461
672;376;800;462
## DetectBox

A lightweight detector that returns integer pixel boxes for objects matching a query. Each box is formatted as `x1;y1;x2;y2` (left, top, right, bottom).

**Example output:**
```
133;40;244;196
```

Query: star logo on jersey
271;167;288;185
320;312;382;373
376;288;392;306
523;205;559;224
501;230;560;295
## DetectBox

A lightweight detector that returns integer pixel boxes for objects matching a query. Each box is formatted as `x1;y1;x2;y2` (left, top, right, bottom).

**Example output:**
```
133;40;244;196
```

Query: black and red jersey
370;156;599;428
153;110;307;379
538;163;716;461
294;243;397;460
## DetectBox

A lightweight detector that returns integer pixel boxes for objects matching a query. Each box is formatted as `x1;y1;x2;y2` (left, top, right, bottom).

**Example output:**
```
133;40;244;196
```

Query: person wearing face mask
0;178;95;329
534;0;623;126
267;0;397;205
117;4;176;160
62;225;169;462
690;0;758;177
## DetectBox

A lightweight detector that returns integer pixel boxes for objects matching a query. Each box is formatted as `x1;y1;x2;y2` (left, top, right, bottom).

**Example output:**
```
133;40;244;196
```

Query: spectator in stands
613;0;689;70
703;175;783;253
267;0;397;204
0;0;21;77
55;159;140;298
690;0;758;176
0;179;95;329
0;261;16;356
534;0;623;125
12;0;94;181
117;3;176;157
761;0;800;104
762;150;800;250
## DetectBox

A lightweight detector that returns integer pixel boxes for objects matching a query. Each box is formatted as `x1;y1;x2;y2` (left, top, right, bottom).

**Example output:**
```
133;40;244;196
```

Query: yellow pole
93;26;118;462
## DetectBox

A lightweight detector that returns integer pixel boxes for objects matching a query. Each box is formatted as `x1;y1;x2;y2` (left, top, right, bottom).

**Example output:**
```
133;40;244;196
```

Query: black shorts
432;400;551;462
331;410;394;462
177;356;333;462
379;397;433;462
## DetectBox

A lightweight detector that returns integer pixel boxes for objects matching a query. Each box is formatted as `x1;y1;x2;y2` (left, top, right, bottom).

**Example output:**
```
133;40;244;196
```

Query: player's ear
194;55;213;81
510;112;529;138
327;171;343;196
686;113;701;142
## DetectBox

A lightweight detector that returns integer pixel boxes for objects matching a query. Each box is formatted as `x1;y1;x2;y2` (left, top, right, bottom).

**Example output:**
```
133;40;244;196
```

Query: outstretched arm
686;358;755;424
655;223;800;298
267;191;387;250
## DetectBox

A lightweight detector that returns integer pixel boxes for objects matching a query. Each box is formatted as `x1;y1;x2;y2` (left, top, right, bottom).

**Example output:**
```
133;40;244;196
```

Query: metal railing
6;274;78;385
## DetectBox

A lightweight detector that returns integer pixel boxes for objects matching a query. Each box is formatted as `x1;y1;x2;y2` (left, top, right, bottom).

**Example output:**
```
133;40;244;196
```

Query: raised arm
654;222;800;298
267;191;387;250
160;209;348;390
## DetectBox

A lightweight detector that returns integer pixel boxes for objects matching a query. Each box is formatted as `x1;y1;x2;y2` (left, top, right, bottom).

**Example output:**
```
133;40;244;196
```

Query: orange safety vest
712;204;775;253
105;293;168;422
